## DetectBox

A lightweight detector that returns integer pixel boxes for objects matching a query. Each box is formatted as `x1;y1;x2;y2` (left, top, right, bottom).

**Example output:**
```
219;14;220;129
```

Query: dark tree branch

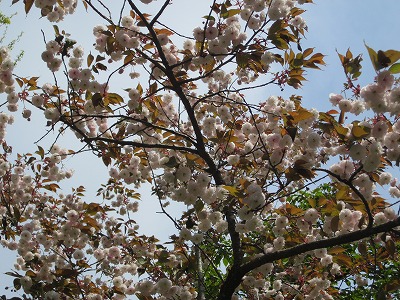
149;0;171;27
85;135;199;154
83;0;115;25
314;168;374;228
127;0;224;186
217;217;400;299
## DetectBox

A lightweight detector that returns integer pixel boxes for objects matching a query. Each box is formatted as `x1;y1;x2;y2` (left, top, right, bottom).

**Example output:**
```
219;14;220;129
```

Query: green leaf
333;123;349;137
364;46;400;71
389;62;400;74
220;3;228;18
270;37;289;50
222;8;240;18
202;15;215;22
223;257;230;267
53;25;60;36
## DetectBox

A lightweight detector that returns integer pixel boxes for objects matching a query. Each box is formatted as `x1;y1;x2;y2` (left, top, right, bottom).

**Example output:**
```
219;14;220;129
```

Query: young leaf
24;0;34;14
223;185;240;197
377;50;391;69
364;42;378;71
389;62;400;74
351;124;371;139
105;93;124;105
87;53;94;67
383;49;400;65
35;145;45;159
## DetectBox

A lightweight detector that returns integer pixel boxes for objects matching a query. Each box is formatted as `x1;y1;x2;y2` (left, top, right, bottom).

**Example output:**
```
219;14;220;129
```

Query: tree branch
314;167;374;228
149;0;171;27
217;217;400;299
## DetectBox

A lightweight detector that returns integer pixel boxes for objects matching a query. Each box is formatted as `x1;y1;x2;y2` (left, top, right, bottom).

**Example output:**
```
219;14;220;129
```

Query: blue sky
0;0;399;297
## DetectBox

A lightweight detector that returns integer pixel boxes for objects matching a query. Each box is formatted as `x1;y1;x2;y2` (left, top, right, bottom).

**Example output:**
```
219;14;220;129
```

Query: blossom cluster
34;0;77;22
0;145;200;299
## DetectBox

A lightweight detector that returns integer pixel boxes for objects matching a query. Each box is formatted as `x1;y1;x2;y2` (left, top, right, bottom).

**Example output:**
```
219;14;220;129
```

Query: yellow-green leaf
333;123;349;137
383;49;400;65
289;107;314;123
268;20;285;35
105;93;124;105
222;8;240;18
351;124;371;139
223;185;240;197
136;83;143;95
389;63;400;74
